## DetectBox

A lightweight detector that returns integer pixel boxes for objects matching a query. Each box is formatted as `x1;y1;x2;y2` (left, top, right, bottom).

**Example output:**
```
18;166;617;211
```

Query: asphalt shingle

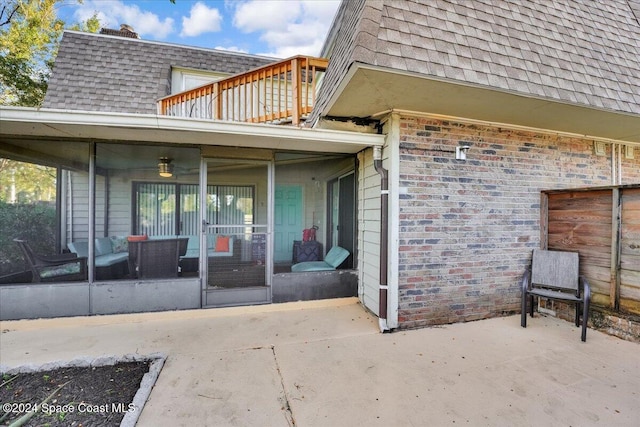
313;0;640;120
44;31;275;114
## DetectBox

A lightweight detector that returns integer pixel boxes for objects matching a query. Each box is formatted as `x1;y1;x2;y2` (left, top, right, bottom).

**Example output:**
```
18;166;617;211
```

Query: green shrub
0;201;56;276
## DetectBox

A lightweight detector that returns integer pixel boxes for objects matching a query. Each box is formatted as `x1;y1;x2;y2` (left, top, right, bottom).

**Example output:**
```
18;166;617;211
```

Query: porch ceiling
0;107;384;155
322;64;640;144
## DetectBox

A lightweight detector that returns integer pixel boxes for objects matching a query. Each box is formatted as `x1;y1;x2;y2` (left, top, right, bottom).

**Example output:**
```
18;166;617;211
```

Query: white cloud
73;0;174;40
181;2;223;37
213;45;249;54
233;1;302;32
232;0;340;58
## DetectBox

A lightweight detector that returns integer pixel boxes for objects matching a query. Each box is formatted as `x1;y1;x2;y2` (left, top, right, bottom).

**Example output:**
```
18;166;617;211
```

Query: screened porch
0;138;358;317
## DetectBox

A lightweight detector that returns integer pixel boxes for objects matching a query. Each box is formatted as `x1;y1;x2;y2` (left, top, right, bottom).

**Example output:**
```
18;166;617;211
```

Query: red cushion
215;235;230;252
127;235;148;242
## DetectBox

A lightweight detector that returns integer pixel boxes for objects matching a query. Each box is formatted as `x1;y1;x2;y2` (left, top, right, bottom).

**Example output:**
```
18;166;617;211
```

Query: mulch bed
1;362;149;427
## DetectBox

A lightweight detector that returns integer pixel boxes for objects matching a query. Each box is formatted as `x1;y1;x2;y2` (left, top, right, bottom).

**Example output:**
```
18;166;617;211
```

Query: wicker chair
14;239;87;283
128;238;188;279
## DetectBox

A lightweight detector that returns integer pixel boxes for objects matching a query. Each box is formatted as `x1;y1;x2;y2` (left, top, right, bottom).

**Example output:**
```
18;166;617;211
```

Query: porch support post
88;142;96;289
199;156;207;308
266;156;274;293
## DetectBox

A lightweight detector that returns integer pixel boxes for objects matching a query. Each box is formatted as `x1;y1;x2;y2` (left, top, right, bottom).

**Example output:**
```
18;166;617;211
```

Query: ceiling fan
158;157;174;177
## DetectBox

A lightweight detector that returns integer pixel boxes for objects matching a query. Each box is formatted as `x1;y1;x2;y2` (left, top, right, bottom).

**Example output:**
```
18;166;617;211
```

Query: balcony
157;56;328;126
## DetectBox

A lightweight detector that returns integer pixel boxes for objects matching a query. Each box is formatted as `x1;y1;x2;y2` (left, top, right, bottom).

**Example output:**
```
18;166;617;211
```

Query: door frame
199;157;274;307
327;170;356;268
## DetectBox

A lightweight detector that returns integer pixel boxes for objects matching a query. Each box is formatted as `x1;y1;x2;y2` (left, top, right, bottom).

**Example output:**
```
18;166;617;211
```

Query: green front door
274;185;303;263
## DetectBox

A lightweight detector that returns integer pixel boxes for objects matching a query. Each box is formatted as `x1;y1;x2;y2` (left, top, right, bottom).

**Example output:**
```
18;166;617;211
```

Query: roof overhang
0;107;384;154
321;63;640;144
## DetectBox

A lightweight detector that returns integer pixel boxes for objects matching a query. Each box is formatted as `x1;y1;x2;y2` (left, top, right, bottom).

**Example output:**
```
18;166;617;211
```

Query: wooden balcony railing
157;56;328;126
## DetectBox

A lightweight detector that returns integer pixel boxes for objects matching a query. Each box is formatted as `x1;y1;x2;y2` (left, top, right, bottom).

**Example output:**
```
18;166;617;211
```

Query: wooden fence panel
620;188;640;315
546;190;613;307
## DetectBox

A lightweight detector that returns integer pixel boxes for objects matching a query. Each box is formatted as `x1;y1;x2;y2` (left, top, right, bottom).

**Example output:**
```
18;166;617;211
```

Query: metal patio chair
521;248;591;342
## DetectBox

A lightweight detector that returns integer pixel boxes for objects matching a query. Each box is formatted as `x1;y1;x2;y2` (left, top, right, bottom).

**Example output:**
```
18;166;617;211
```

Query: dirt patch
1;362;148;426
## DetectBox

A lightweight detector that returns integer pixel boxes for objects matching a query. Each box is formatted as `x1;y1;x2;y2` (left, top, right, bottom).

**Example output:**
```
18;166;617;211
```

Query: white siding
66;171;89;242
65;172;132;247
95;174;106;237
107;176;131;236
358;148;382;315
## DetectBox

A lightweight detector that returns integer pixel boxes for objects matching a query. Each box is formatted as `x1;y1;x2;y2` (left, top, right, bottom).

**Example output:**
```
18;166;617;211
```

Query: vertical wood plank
612;188;621;310
540;192;548;249
620;188;640;315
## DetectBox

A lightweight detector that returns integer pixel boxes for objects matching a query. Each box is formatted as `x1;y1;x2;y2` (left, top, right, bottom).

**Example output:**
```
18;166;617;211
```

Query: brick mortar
396;115;640;329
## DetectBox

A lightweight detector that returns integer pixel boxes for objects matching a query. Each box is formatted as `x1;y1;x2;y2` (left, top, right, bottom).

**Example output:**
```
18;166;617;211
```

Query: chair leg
581;296;590;342
575;302;580;327
529;295;535;317
521;292;527;328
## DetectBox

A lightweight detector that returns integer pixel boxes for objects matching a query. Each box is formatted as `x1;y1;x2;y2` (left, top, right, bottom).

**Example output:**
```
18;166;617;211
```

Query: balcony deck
157;56;328;126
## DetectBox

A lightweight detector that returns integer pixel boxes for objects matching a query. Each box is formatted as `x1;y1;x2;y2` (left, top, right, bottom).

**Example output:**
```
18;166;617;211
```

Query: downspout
373;146;390;332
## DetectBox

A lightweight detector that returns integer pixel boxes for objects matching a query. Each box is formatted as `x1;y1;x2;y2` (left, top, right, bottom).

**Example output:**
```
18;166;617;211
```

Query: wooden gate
541;185;640;315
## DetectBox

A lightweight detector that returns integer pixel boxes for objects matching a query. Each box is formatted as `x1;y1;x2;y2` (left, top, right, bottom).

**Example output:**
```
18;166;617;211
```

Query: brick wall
396;115;640;329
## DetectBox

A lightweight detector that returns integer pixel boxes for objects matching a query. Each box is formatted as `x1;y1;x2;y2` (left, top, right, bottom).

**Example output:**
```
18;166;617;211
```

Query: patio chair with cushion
291;245;350;272
128;237;188;279
14;239;87;283
521;248;591;342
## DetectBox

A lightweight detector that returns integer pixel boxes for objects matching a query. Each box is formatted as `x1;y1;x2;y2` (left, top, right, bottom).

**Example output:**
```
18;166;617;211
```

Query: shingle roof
43;31;275;114
313;0;640;121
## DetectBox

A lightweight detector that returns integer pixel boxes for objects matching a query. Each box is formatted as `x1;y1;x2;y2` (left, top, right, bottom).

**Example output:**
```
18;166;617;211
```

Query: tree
0;0;65;106
68;12;100;33
0;0;99;107
0;1;99;206
0;158;57;203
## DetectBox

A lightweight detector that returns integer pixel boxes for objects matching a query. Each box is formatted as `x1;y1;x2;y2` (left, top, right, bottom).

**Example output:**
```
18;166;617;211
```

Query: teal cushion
187;236;199;251
291;261;335;272
68;241;89;258
324;246;350;268
95;252;129;267
39;262;81;278
95;237;113;256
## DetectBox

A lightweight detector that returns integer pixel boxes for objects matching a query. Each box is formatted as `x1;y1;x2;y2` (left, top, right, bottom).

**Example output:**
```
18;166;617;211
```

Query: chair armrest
33;253;85;267
33;256;87;269
521;269;531;293
39;252;80;263
579;275;591;300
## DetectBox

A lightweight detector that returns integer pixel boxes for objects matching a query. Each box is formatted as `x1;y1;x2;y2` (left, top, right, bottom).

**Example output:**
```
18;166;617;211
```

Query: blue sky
58;0;341;58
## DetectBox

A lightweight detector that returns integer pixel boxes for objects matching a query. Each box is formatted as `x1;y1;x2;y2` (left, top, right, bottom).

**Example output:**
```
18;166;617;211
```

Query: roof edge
327;62;640;121
0;106;385;147
62;30;279;62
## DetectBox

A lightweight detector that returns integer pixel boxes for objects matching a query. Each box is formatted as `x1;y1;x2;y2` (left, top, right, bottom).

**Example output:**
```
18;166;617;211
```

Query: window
171;67;229;94
133;183;254;235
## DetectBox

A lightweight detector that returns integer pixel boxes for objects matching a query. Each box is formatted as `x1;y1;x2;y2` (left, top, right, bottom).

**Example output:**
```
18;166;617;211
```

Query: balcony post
292;57;301;126
212;82;220;120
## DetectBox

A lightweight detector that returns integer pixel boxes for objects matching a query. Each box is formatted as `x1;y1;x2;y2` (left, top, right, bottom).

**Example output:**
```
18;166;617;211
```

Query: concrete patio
1;297;639;426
